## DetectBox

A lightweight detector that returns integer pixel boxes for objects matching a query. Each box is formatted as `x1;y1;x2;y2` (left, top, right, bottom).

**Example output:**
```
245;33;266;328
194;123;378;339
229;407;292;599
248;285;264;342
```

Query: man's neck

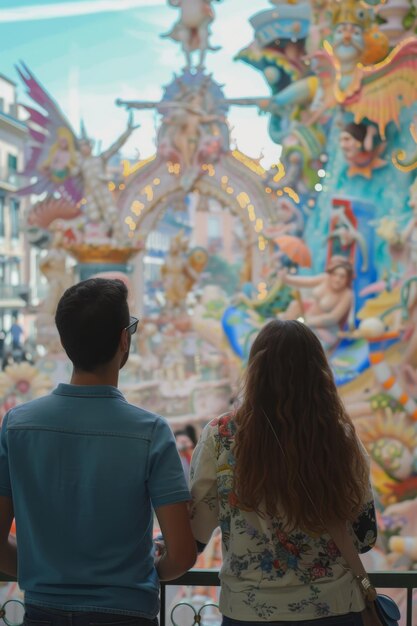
70;368;119;387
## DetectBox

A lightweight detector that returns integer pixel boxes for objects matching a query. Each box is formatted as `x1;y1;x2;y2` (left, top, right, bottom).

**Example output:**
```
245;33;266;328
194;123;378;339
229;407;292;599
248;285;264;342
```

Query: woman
280;256;354;350
190;320;376;625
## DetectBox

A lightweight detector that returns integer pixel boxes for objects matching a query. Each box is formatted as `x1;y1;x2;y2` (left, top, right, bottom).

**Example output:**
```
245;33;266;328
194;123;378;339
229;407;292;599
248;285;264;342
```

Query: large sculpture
11;0;417;592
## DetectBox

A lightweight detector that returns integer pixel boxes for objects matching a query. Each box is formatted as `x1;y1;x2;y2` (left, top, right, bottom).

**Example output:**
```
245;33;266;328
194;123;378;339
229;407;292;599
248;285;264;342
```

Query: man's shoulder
6;393;56;426
120;401;166;427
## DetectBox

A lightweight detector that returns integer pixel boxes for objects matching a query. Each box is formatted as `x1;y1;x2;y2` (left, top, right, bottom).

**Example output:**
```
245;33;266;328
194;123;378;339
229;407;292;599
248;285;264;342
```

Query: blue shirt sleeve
147;417;190;509
0;413;12;497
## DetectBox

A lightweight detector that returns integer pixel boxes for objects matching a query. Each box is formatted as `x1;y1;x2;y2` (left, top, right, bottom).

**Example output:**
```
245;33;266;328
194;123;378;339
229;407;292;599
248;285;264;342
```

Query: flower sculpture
0;363;52;419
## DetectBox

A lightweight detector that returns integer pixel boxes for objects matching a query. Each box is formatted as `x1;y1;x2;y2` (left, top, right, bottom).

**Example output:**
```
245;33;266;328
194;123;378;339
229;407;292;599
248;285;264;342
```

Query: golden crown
332;0;372;29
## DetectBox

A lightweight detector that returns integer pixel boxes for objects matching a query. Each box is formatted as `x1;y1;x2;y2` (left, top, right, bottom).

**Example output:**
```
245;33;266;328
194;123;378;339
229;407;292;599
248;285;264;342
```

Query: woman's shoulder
204;411;237;444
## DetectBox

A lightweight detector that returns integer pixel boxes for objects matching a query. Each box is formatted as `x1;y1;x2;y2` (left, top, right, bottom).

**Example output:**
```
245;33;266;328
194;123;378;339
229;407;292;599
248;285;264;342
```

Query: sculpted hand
128;112;140;131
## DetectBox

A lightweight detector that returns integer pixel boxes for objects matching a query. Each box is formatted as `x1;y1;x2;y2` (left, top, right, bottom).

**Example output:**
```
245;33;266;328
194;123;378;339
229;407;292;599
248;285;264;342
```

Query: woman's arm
351;495;377;554
351;440;377;554
189;424;220;547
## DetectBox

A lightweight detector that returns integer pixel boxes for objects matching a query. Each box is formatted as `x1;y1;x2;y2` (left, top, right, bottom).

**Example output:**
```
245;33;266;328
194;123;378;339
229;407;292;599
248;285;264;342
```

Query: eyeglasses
125;316;139;335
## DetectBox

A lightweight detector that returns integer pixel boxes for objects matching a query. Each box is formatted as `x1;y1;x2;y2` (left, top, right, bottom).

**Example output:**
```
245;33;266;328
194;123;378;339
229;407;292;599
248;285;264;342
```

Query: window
208;215;220;239
7;154;17;172
10;199;20;239
0;196;4;237
8;258;20;286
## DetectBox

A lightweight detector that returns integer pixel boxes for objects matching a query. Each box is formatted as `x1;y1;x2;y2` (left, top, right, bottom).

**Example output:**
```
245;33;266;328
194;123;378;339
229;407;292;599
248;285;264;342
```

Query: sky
0;0;280;166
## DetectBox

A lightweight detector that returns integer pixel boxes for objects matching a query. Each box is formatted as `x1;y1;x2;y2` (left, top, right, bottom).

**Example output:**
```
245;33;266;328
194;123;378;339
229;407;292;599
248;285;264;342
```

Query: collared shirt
0;384;190;618
190;414;377;621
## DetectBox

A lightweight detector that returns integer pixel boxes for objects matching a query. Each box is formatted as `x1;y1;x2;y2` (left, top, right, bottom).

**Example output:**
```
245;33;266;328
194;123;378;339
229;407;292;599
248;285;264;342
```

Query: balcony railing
0;570;415;626
0;285;30;303
0;168;23;189
161;569;417;626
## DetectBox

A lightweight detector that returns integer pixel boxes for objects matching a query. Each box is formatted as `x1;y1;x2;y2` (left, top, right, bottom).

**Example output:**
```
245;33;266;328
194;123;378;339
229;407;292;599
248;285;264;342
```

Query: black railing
0;570;416;626
161;569;417;626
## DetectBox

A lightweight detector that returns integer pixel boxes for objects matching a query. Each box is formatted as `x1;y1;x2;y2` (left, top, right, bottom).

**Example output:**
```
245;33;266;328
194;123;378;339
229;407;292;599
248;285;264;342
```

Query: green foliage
403;2;417;31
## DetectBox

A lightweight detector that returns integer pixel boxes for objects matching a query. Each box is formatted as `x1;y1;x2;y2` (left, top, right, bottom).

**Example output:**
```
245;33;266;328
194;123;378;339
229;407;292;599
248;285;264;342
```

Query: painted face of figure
333;23;364;62
328;267;349;292
58;136;69;149
80;141;93;157
339;130;362;162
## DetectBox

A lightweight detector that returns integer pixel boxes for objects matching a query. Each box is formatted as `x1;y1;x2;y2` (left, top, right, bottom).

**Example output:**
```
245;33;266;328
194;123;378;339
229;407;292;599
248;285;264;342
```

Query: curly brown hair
233;319;369;532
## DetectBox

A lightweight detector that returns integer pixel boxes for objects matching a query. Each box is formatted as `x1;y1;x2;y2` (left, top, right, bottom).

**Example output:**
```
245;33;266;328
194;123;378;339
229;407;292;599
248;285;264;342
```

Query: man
0;278;196;626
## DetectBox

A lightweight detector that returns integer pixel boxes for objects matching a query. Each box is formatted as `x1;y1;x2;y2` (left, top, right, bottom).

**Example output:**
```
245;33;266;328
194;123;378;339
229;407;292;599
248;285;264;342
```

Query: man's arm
0;497;16;577
154;502;196;581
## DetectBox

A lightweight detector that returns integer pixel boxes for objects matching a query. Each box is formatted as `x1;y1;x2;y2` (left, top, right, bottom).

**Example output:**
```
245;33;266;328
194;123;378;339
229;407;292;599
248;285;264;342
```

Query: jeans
24;605;158;626
221;612;364;626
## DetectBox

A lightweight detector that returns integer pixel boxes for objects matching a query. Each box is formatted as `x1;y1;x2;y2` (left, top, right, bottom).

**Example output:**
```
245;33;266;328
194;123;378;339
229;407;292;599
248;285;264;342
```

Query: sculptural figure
159;83;226;172
161;232;200;310
17;64;139;245
339;122;386;179
40;127;78;184
328;203;369;272
162;0;221;70
77;117;138;243
279;256;354;350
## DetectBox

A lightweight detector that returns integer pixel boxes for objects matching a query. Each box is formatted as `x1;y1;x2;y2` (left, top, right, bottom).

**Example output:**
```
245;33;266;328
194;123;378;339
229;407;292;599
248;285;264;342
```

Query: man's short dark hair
55;278;129;371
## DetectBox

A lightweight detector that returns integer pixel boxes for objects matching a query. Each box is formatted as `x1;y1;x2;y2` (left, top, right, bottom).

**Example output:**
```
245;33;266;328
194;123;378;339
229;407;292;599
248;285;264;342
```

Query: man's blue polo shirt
0;384;190;618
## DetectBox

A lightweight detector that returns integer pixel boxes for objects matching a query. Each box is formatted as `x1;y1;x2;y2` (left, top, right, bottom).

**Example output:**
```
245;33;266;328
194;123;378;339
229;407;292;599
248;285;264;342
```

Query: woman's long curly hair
233;319;369;533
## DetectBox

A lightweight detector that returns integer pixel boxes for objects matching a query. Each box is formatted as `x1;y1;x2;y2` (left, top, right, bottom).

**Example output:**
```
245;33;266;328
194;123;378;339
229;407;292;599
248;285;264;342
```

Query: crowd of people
0;278;379;626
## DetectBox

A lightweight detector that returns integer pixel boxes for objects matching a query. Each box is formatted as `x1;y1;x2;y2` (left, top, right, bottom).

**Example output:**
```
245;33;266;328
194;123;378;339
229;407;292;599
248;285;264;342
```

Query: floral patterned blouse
190;414;377;622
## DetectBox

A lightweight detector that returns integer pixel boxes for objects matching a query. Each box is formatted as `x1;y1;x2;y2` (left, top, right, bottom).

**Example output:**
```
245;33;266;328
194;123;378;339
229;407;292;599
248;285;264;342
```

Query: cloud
0;0;164;23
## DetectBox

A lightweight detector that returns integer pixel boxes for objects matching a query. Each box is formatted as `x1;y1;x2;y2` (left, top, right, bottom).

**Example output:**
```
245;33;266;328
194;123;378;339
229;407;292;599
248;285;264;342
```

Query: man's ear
120;330;129;353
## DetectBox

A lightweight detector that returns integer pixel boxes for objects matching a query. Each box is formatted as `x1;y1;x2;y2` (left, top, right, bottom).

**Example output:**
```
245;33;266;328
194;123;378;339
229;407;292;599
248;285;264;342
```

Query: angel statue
162;0;222;70
77;115;138;243
17;63;139;244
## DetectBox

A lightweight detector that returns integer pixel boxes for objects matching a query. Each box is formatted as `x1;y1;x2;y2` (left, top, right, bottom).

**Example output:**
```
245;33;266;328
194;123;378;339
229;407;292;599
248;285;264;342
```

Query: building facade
0;73;29;347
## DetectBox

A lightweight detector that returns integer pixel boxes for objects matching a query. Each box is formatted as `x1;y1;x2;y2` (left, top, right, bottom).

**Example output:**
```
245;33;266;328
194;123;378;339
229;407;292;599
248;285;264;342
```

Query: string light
283;187;300;203
258;235;266;251
255;218;264;233
131;200;144;216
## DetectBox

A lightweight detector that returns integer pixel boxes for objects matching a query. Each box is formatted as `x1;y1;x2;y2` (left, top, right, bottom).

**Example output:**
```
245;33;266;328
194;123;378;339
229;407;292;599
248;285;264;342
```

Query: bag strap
327;520;377;601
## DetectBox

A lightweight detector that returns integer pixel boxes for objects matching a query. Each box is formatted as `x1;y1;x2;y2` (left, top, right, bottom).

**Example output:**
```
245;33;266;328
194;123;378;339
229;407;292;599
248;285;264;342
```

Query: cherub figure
162;0;222;70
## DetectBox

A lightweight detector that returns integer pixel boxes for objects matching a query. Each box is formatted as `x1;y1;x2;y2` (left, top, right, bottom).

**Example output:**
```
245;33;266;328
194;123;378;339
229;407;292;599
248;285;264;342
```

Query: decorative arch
118;151;281;282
